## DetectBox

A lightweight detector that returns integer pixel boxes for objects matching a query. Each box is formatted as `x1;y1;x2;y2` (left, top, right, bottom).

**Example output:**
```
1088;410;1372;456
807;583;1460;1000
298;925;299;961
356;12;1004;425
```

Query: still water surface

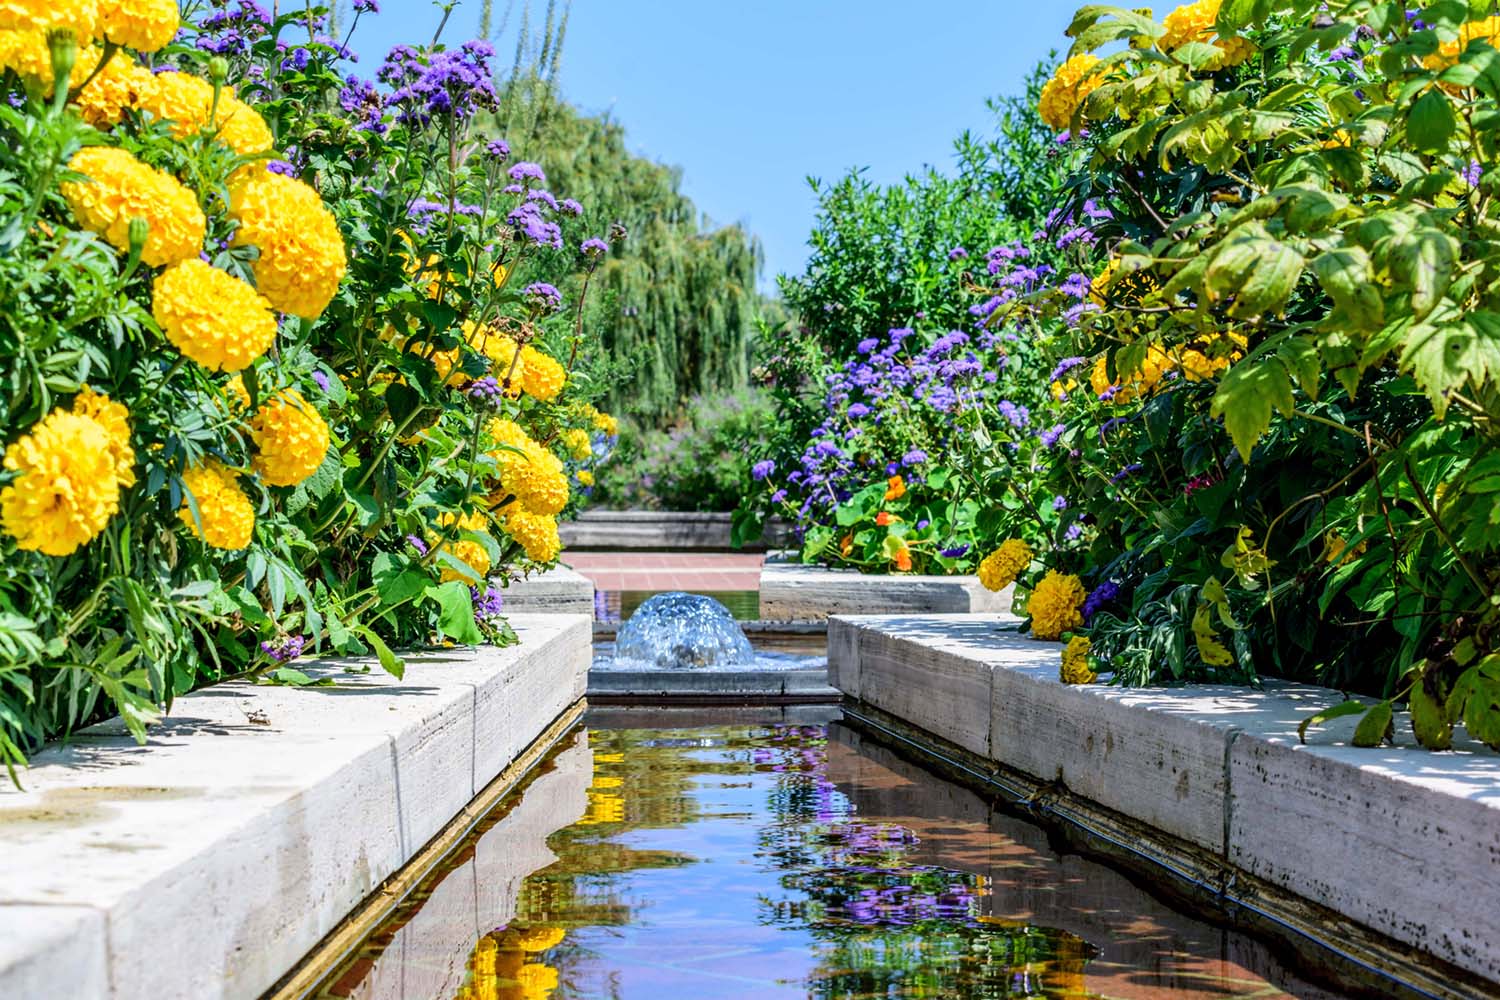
311;711;1348;1000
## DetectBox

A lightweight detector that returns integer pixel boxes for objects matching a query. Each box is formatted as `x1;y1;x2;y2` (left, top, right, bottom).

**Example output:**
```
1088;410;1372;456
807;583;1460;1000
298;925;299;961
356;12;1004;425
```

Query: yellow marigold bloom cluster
585;405;619;437
433;510;493;584
1426;15;1500;70
519;346;566;402
1037;53;1103;131
487;419;570;516
577;469;594;487
1029;570;1088;641
561;427;592;461
0;28;97;88
1;409;121;555
468;328;568;402
1060;635;1097;685
1160;0;1254;70
250;389;330;487
74;51;156;126
978;538;1033;592
97;0;177;52
153;259;278;372
503;509;561;563
1090;346;1175;405
229;169;347;319
63;147;205;268
0;0;97;36
178;460;254;550
72;385;134;487
136;71;273;155
1180;348;1230;382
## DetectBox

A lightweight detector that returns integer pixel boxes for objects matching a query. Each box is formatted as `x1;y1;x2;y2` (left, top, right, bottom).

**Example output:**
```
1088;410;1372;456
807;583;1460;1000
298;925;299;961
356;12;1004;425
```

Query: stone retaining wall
760;561;1011;621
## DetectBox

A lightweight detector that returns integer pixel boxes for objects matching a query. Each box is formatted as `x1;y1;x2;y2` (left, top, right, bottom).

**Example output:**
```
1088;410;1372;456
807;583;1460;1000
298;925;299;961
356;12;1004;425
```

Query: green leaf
1297;699;1367;744
1310;247;1384;331
356;626;405;681
1353;700;1394;747
1205;223;1303;319
1461;668;1500;749
1210;360;1295;461
371;552;430;606
265;667;333;687
1410;671;1454;750
425;581;483;645
1390;227;1458;322
1406;89;1456;151
1400;314;1500;416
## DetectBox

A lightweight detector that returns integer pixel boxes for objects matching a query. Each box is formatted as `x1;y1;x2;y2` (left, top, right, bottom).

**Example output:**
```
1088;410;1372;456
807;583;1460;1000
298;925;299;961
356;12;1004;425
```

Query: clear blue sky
348;2;1077;290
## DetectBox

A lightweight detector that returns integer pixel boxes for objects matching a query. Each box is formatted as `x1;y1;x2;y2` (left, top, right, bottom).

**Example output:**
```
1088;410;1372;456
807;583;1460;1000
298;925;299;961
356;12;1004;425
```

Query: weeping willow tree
474;1;767;424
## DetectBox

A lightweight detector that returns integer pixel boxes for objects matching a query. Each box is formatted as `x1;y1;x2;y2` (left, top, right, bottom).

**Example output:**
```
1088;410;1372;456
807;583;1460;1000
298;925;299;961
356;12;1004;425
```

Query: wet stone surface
310;711;1351;1000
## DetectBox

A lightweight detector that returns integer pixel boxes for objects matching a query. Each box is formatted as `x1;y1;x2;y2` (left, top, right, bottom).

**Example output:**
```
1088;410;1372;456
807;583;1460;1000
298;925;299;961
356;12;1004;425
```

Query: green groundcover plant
0;0;623;772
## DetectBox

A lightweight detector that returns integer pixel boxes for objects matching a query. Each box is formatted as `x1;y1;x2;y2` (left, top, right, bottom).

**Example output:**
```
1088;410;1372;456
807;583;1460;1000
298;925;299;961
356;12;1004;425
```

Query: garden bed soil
829;612;1500;995
759;559;1013;620
0;614;591;1000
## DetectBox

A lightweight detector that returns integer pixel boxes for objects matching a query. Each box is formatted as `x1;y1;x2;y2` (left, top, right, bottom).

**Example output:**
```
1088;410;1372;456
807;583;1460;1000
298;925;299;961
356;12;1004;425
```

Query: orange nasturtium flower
884;475;906;500
875;511;894;527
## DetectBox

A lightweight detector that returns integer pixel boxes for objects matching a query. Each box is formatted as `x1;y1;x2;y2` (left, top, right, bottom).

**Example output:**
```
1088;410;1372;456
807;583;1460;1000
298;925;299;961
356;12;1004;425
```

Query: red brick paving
565;551;763;592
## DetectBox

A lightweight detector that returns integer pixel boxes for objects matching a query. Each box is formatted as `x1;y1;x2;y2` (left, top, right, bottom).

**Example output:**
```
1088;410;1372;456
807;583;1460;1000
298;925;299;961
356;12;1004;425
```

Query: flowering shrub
0;1;618;771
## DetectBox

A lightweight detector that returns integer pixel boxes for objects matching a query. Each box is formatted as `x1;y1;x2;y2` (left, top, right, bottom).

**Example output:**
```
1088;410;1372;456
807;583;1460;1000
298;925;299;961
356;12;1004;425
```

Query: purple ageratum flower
771;489;788;503
471;584;505;628
311;370;331;392
466;376;505;412
1038;423;1066;448
526;188;559;211
1082;580;1120;621
1050;356;1087;384
915;519;930;530
941;544;970;558
885;462;901;476
559;197;584;216
998;400;1030;429
1065;522;1084;541
847;403;871;419
1052;495;1068;511
1082;198;1113;221
353;0;379;11
1110;463;1144;484
901;449;927;467
580;236;609;257
406;534;428;556
485;138;510;160
338;74;387;133
857;338;880;354
508;161;546;184
523;282;563;314
1464;160;1484;188
383;42;498;126
948;246;969;260
508;203;562;249
1059;272;1092;300
752;459;776;481
261;634;307;662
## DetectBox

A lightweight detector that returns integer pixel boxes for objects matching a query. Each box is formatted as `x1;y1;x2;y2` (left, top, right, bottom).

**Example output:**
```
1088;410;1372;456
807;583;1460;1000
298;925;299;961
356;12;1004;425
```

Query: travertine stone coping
558;510;792;551
829;613;1500;985
0;614;591;1000
760;561;1013;621
497;565;594;614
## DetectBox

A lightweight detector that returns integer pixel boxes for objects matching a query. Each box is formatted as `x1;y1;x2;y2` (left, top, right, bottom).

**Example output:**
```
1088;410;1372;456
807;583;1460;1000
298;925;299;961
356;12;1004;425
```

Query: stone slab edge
828;613;1500;986
0;613;591;1000
497;565;595;614
760;563;1012;620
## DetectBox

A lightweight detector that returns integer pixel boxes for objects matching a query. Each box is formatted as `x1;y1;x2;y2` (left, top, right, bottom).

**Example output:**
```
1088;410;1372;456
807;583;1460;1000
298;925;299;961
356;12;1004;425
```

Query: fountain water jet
611;592;756;671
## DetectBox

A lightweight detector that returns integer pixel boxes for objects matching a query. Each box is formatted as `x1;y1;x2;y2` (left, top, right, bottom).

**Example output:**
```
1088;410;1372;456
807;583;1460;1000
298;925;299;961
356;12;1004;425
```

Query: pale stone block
760;562;1013;620
826;616;862;700
0;905;107;999
498;566;594;614
473;615;591;786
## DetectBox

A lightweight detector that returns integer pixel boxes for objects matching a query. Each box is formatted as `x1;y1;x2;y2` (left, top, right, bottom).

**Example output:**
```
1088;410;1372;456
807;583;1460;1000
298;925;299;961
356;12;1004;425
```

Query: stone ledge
498;565;594;614
760;562;1012;621
587;668;838;703
829;613;1500;986
559;510;791;551
0;613;591;1000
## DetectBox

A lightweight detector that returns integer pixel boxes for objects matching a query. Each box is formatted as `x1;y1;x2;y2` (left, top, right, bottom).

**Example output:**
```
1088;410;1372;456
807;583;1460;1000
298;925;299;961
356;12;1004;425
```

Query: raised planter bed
0;613;591;1000
559;510;791;551
497;564;594;614
829;613;1500;994
760;560;1012;620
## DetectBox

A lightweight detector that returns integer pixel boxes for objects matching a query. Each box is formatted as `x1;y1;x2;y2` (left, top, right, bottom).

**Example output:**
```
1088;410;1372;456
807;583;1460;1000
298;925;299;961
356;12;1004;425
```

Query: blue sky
350;2;1078;289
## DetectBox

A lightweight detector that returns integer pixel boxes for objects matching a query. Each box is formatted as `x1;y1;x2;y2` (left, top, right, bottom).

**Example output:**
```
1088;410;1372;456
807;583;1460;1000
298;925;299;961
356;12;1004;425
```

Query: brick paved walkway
565;552;764;593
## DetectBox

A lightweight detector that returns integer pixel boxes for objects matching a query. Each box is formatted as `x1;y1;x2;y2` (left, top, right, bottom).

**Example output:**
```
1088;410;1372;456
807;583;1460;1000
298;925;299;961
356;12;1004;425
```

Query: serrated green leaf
1352;700;1394;747
1407;88;1456;151
1310;246;1384;331
1410;671;1453;750
1210;360;1295;461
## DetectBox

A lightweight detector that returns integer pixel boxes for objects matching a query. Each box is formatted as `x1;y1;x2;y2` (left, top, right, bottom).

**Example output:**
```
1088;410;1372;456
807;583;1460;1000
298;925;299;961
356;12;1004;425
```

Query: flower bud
209;57;230;86
127;217;150;257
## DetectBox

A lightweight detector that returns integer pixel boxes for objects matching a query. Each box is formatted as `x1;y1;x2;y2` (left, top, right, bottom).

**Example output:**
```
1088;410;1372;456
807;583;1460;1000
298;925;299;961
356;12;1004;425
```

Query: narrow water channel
306;709;1351;1000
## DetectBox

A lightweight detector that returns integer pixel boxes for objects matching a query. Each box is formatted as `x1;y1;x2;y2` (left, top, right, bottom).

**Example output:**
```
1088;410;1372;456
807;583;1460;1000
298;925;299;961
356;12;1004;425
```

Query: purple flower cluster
508;201;563;249
466;377;505;413
580;236;609;257
379;40;497;126
261;634;307;663
471;585;505;629
197;1;271;56
339;75;387;134
1082;580;1120;621
523;282;563;314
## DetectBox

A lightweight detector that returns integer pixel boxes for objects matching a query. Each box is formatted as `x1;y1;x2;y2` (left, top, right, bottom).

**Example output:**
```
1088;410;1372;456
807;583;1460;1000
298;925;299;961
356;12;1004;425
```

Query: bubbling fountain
611;592;756;670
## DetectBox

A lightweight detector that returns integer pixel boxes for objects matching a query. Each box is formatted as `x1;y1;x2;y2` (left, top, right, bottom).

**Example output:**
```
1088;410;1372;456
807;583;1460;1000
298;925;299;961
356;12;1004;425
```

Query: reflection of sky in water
312;721;1350;1000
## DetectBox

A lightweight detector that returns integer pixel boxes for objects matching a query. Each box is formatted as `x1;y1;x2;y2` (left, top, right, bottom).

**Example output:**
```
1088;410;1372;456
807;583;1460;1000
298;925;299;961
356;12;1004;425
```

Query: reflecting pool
309;711;1351;999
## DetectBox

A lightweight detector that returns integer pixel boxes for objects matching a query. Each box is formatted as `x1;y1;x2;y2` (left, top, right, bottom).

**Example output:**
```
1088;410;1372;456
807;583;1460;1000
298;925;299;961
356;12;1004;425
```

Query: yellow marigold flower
1;409;120;555
63;146;205;268
1091;345;1176;404
589;408;619;437
250;389;330;487
432;510;492;584
73;51;155;126
1426;15;1500;70
0;28;99;88
135;71;273;154
1161;0;1218;50
1037;53;1103;131
1029;570;1088;641
178;459;254;550
1208;35;1255;69
519;346;566;402
978;538;1032;592
97;0;176;51
502;509;561;563
515;926;566;953
1180;348;1229;382
153;259;278;372
487;419;570;516
561;427;592;461
1060;635;1096;684
229;168;347;319
72;385;134;487
0;0;97;37
577;469;594;487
